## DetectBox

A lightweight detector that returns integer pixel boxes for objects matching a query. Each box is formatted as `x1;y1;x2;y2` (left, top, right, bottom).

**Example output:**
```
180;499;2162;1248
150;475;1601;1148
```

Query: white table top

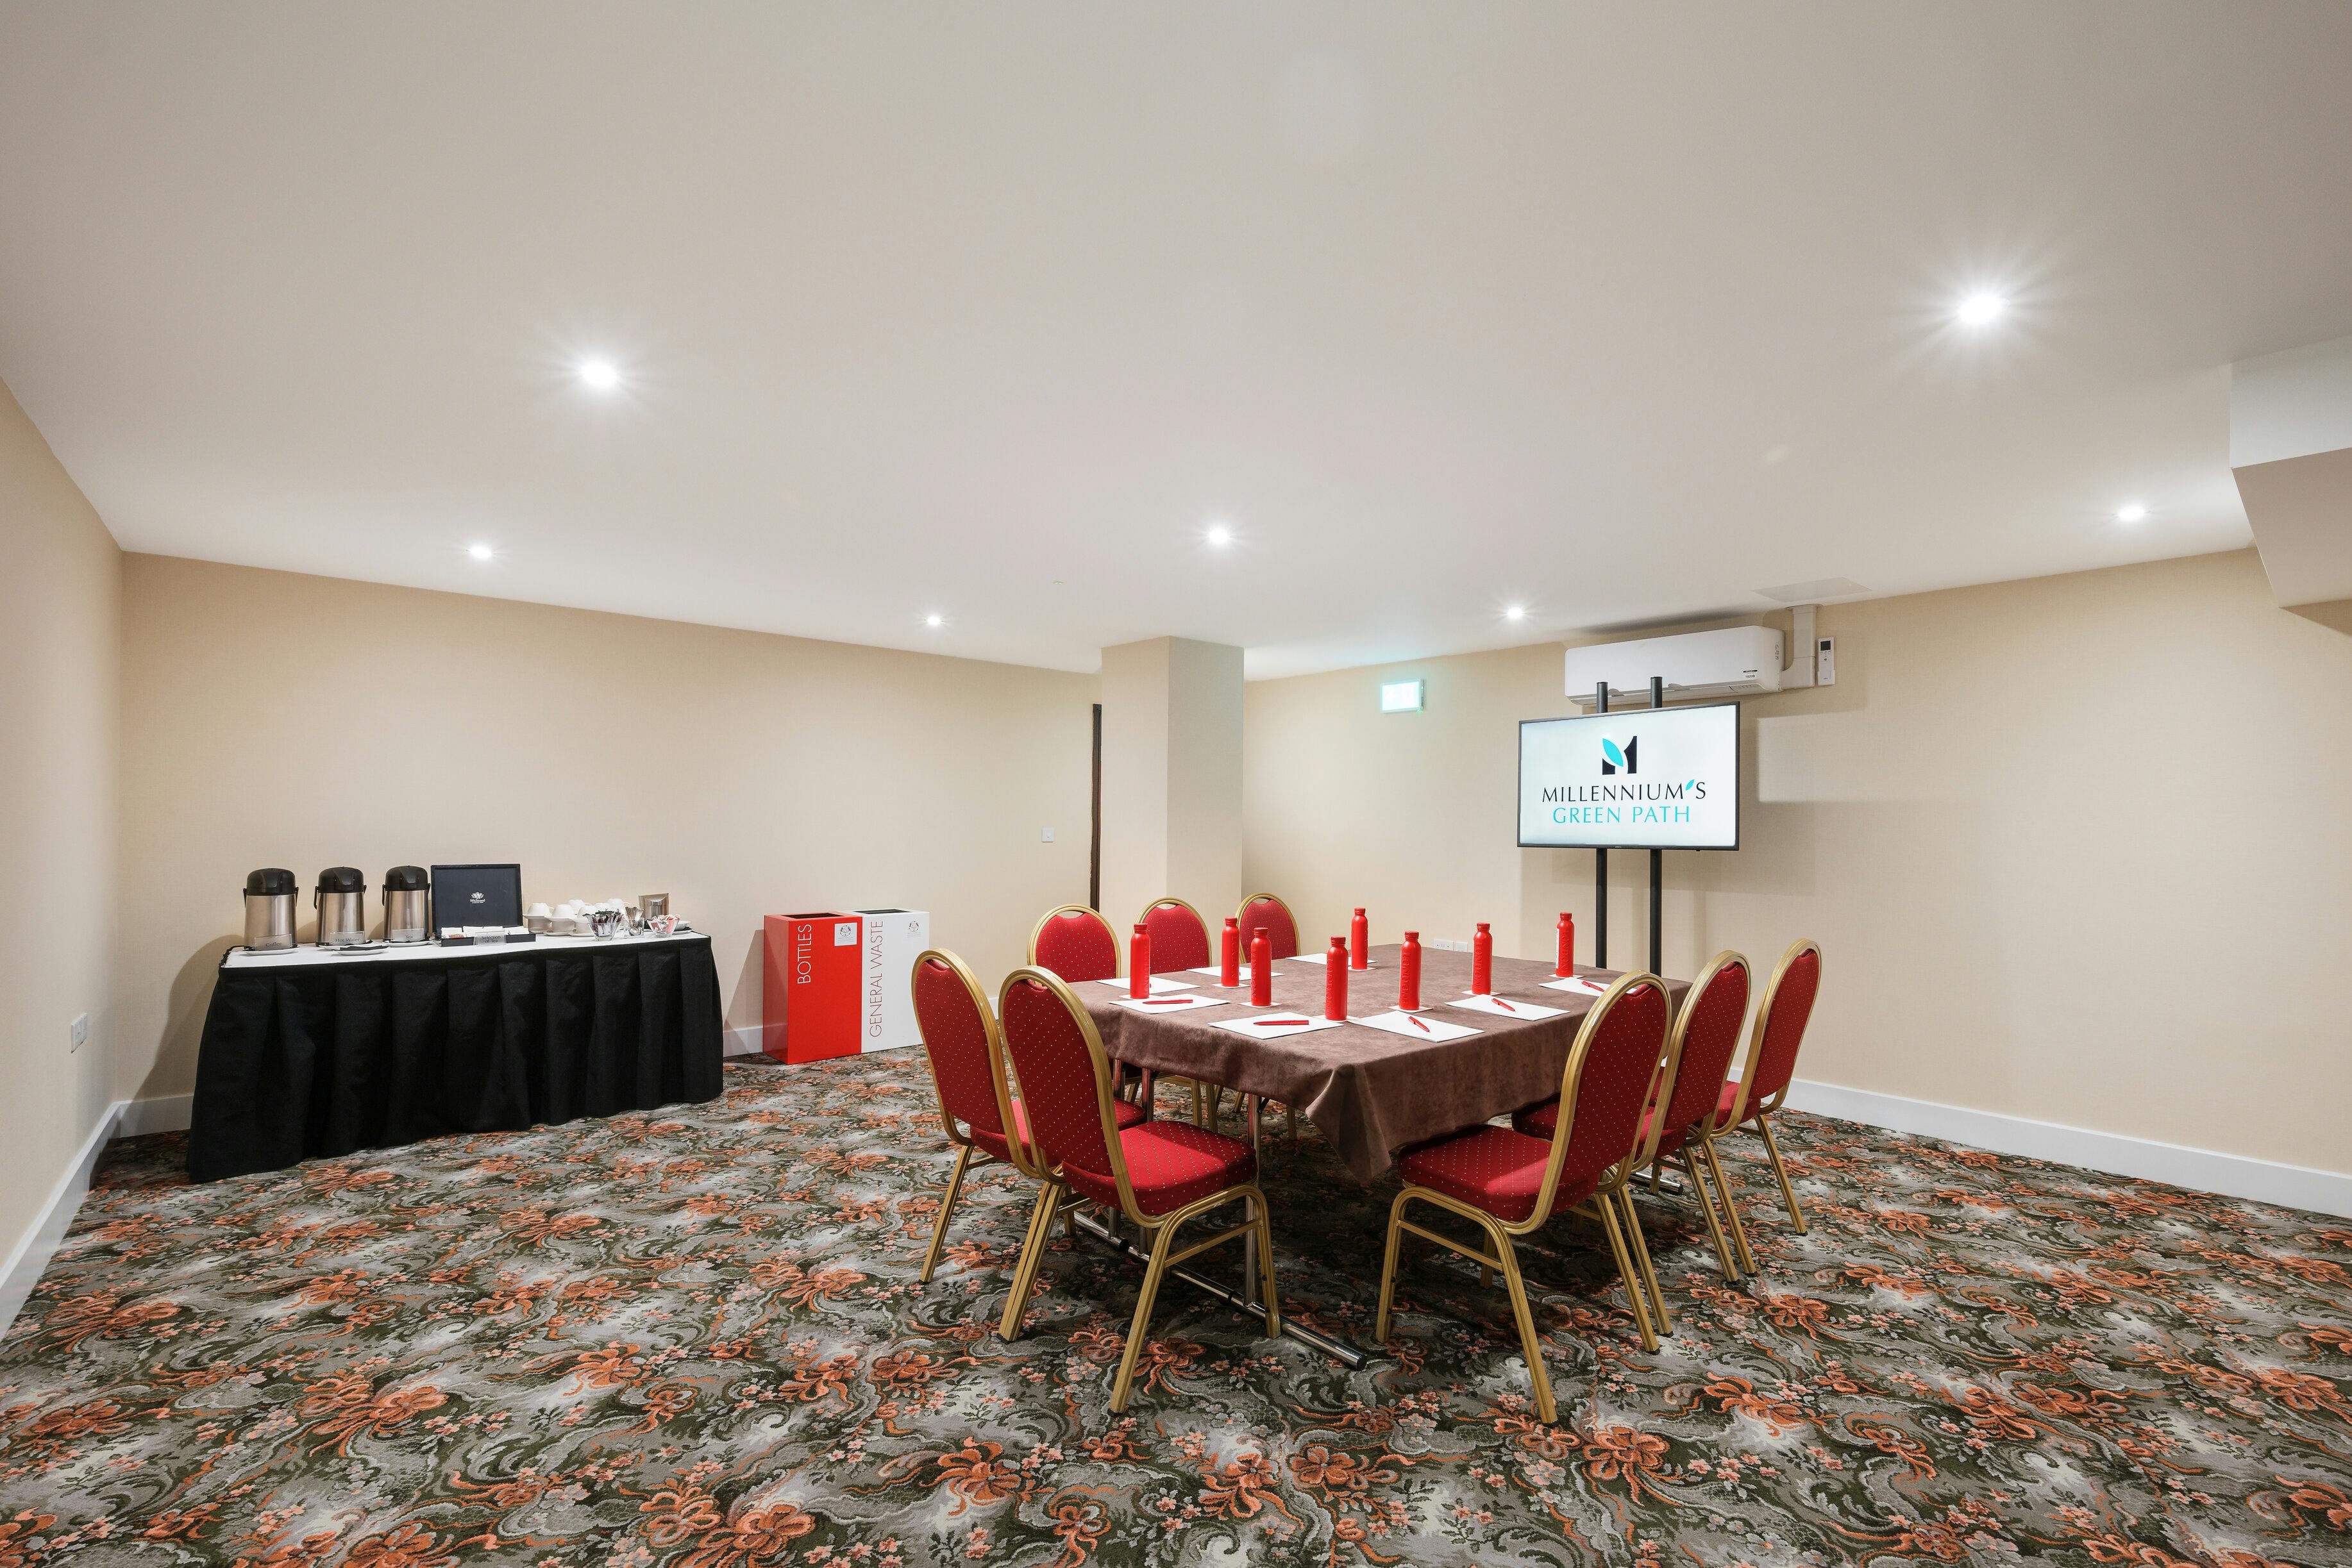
221;928;707;970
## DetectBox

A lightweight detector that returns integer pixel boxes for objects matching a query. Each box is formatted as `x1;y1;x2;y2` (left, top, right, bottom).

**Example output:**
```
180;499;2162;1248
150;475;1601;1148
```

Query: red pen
1132;997;1190;1006
1252;1017;1313;1028
1407;1014;1431;1032
1490;997;1519;1012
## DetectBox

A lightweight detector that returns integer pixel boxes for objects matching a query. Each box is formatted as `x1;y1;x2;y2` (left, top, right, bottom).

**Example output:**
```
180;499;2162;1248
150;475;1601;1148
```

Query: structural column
1097;637;1244;930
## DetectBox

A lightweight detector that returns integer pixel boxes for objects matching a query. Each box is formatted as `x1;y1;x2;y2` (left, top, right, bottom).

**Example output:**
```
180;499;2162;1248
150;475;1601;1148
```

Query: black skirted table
188;930;725;1182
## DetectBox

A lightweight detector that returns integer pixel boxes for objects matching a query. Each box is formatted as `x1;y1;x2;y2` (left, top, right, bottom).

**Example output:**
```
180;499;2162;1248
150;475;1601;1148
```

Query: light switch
1041;827;1055;843
69;1012;88;1053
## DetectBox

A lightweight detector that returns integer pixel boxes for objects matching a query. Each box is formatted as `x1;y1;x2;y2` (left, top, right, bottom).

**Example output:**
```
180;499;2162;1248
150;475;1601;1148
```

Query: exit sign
1380;680;1425;713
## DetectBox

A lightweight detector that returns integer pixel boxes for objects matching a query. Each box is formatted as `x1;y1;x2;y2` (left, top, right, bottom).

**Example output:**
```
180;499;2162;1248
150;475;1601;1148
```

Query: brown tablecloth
1080;944;1690;1183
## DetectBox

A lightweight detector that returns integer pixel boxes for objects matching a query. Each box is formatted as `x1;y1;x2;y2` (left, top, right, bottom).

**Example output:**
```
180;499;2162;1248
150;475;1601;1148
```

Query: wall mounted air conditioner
1565;625;1784;707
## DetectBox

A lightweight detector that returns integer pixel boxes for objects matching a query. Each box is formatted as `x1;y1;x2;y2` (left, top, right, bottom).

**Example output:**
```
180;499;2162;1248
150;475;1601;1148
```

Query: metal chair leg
1486;1220;1558;1425
1679;1149;1743;1283
1757;1114;1808;1233
920;1145;974;1284
1374;1190;1411;1342
1109;1215;1180;1413
997;1181;1061;1340
1595;1194;1659;1354
1615;1187;1670;1335
1701;1137;1757;1275
1242;1184;1282;1335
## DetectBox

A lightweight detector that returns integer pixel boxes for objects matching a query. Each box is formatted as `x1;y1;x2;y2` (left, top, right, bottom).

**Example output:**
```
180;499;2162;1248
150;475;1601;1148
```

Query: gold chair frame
1026;903;1121;976
1134;896;1220;1124
1373;972;1672;1425
907;949;1050;1319
1620;950;1754;1332
1233;890;1302;957
995;965;1281;1414
1706;938;1824;1259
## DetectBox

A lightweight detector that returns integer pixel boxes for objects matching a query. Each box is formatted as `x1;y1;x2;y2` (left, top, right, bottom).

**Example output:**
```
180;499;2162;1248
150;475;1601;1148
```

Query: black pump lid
317;866;366;894
383;865;429;891
245;868;296;897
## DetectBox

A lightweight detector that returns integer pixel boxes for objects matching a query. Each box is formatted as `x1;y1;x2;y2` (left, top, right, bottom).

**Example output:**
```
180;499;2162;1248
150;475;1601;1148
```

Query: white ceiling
3;4;2348;677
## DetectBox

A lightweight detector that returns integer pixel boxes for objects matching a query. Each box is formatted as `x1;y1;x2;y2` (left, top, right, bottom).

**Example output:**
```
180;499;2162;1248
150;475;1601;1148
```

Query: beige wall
0;378;121;1253
1098;637;1243;932
117;556;1098;1100
1245;549;2352;1176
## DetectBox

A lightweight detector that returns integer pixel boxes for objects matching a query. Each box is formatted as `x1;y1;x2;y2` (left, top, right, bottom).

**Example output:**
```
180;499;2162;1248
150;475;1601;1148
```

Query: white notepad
1448;994;1566;1020
1091;975;1196;995
1107;992;1229;1014
1186;965;1282;982
1286;949;1327;964
1541;976;1611;997
1353;1010;1481;1042
1211;1013;1345;1041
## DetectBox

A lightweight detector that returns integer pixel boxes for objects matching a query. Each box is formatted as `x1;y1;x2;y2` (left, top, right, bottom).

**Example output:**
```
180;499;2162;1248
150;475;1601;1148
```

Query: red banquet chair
909;949;1147;1333
1027;904;1120;983
1375;972;1673;1425
1711;939;1824;1246
1234;892;1300;960
1136;897;1213;972
1517;952;1754;1328
996;965;1281;1413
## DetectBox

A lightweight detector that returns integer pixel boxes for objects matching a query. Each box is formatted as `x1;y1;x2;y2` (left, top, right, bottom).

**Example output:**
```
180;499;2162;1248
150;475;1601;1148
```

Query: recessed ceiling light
925;614;944;628
2116;502;2148;523
467;542;494;562
1504;605;1527;621
1205;521;1234;547
578;358;620;390
1955;292;2006;328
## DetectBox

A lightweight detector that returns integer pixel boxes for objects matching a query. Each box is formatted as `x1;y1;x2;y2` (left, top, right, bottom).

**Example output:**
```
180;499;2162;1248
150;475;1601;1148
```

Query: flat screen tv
1517;702;1741;851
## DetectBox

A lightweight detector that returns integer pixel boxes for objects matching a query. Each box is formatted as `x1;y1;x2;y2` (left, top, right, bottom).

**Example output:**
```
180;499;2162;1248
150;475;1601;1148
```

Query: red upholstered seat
1510;1099;1558;1140
972;1096;1147;1165
1399;1124;1597;1224
1061;1121;1257;1216
1718;1079;1745;1122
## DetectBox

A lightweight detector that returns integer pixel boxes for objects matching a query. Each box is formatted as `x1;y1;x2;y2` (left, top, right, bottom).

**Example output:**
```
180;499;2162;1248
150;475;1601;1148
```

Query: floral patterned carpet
2;1055;2348;1567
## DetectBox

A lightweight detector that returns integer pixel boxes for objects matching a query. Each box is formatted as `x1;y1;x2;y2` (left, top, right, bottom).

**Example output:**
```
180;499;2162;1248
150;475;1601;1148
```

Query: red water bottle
1350;908;1369;970
1325;937;1349;1021
1399;931;1422;1011
1554;912;1575;978
1220;916;1241;987
1129;923;1150;999
1250;930;1273;1006
1472;922;1493;994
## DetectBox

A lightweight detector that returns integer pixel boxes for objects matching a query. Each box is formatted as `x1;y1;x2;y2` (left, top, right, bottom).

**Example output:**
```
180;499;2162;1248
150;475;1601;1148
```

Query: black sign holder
1593;680;1609;967
1590;676;1668;976
1647;675;1665;977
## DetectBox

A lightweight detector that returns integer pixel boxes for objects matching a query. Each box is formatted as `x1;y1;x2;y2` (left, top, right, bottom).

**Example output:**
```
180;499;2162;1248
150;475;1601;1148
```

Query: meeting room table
1075;942;1692;1362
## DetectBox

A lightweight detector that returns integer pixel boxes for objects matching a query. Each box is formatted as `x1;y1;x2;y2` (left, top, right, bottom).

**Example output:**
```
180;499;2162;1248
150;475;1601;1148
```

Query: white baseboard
117;1092;192;1137
0;1101;121;1338
1783;1077;2352;1219
724;1026;768;1059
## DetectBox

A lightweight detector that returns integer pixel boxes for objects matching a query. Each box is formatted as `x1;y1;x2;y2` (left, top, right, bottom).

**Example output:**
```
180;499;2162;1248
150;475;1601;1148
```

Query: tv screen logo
1601;736;1638;776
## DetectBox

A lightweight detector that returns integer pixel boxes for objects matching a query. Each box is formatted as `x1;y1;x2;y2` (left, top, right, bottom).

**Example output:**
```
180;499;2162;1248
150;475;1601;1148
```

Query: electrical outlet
1041;826;1055;843
69;1012;88;1053
1425;937;1472;953
1815;636;1836;685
